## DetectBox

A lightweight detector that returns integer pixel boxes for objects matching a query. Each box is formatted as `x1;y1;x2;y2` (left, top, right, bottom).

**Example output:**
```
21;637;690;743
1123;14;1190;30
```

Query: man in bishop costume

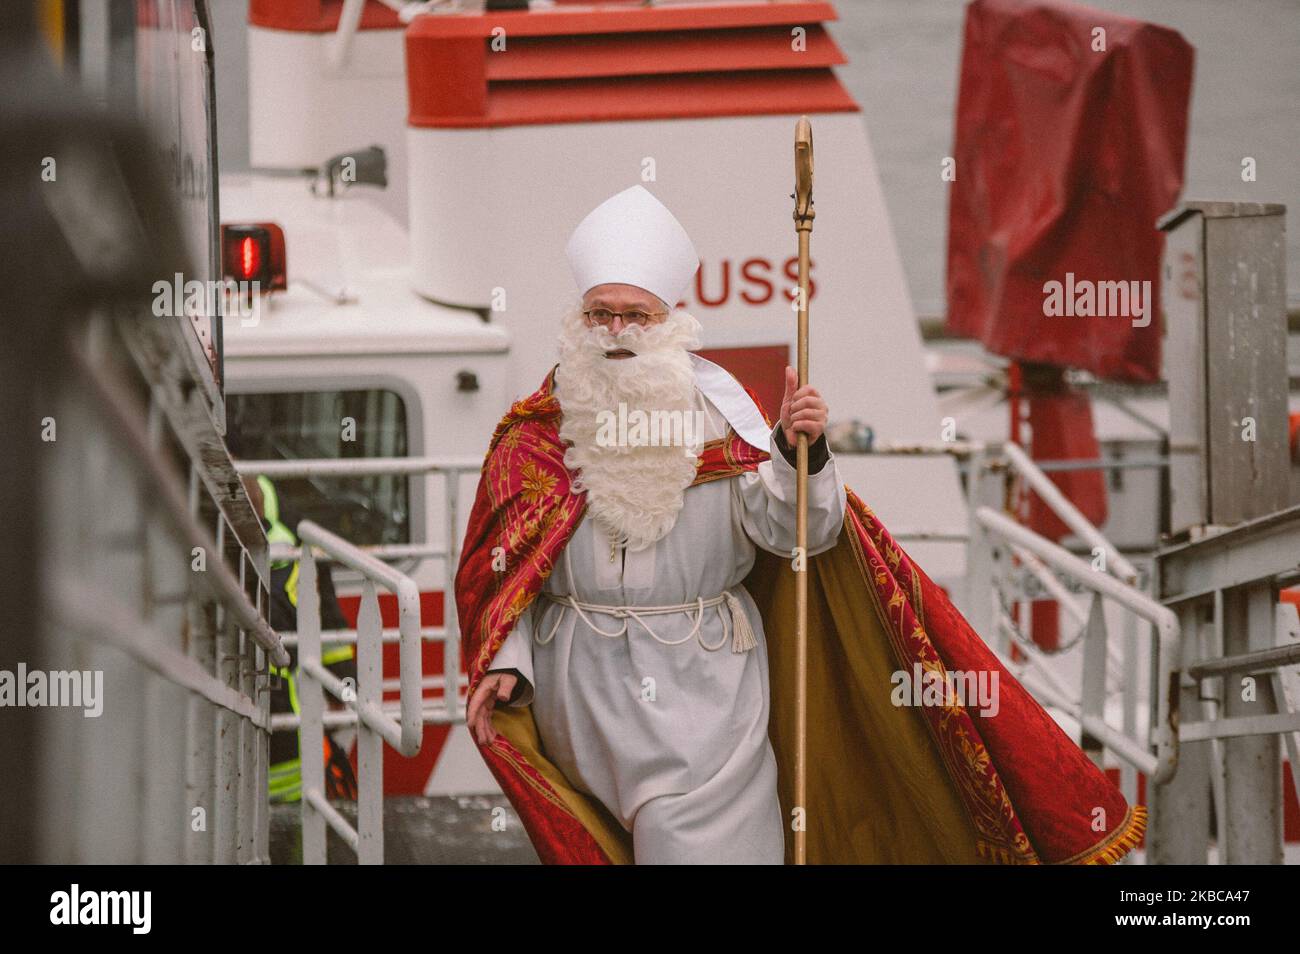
455;184;1146;865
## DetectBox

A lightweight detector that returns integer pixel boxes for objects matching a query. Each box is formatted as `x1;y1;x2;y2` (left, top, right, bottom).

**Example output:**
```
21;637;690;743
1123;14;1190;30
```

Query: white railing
864;439;1181;794
294;520;423;864
976;442;1177;783
976;508;1179;782
1000;441;1140;585
243;456;482;478
235;450;484;864
269;624;465;729
233;454;482;736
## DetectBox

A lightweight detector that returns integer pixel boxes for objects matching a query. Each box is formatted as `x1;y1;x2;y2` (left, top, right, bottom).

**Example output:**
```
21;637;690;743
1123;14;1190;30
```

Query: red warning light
221;223;287;292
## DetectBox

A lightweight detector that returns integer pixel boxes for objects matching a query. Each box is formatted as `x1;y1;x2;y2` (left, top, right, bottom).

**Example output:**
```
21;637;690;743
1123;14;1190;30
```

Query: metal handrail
297;520;424;754
236;452;479;673
241;452;477;669
859;440;1146;579
863;440;1170;474
234;455;482;478
1000;442;1140;585
755;434;1174;787
1010;544;1090;627
55;326;284;862
991;620;1158;775
271;542;444;563
294;519;424;864
277;626;451;646
72;338;290;667
238;451;481;720
977;507;1180;784
869;438;1144;674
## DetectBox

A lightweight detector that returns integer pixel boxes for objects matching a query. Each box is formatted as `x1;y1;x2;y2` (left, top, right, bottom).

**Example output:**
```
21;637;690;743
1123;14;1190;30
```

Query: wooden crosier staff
792;115;814;866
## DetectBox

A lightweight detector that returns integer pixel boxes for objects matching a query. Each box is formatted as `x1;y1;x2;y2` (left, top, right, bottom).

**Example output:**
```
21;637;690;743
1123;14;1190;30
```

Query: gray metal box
1159;202;1288;533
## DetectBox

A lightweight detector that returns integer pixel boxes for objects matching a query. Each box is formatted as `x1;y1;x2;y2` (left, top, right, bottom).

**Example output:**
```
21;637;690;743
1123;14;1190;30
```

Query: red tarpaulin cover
945;0;1194;382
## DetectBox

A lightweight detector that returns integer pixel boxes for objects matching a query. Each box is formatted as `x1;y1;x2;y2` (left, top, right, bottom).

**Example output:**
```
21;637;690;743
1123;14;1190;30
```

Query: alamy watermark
891;662;1000;717
595;402;707;455
152;272;263;327
1042;272;1152;328
50;884;150;934
1;664;103;718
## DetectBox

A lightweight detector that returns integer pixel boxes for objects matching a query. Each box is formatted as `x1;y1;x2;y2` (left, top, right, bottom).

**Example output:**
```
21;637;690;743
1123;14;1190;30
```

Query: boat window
227;389;410;547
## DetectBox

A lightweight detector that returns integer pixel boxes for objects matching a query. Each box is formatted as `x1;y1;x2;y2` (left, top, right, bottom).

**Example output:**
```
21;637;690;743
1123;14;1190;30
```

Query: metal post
298;547;326;864
357;580;383;864
253;583;271;865
1079;596;1108;768
184;596;217;864
1155;200;1290;864
960;449;1000;646
1272;601;1300;823
1150;605;1210;863
445;470;462;717
238;623;258;863
1204;590;1228;853
1221;584;1283;863
254;637;271;865
1159;202;1289;533
214;614;241;864
1119;606;1141;858
139;433;174;863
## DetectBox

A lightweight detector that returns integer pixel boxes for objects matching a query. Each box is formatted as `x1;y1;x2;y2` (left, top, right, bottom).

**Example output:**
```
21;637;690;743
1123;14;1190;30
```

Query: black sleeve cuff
774;425;830;474
486;667;526;703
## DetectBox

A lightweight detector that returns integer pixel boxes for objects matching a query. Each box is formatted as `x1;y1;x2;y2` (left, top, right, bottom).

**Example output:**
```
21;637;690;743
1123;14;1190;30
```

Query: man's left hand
779;364;829;447
466;672;517;745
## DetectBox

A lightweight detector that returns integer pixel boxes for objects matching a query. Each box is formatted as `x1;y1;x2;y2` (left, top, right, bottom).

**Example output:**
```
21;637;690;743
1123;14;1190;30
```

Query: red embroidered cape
454;367;1146;864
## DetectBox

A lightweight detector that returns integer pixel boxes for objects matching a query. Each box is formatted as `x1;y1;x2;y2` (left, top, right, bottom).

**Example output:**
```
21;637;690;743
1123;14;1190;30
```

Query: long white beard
555;305;704;551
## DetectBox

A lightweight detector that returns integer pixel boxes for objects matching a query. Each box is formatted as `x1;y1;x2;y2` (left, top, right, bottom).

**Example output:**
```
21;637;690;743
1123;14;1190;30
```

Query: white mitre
564;184;700;308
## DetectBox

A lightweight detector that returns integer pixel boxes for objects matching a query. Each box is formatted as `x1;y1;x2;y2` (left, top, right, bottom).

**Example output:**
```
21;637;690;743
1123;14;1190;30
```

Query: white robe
489;379;846;864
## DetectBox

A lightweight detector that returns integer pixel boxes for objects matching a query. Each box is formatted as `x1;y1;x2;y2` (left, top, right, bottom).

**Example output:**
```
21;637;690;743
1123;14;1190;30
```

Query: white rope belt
535;589;758;654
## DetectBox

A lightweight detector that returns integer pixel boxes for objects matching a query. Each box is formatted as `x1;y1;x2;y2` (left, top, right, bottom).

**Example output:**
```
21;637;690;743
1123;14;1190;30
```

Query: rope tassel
725;589;758;653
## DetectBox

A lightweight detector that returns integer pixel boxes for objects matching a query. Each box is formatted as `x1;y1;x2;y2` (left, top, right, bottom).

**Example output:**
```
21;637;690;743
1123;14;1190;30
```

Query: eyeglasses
583;308;667;327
